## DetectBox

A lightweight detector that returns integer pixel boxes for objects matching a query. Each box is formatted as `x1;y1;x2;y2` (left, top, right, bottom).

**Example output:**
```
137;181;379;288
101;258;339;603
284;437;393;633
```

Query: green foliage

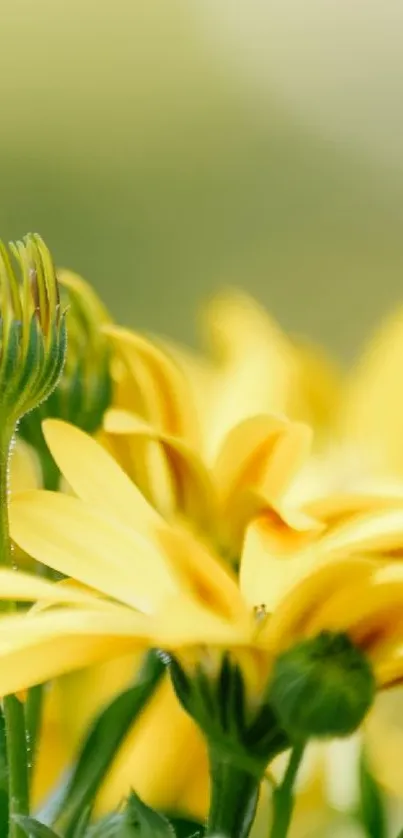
169;820;203;838
86;792;176;838
358;751;387;838
16;793;179;838
0;710;9;835
14;817;61;838
53;652;165;838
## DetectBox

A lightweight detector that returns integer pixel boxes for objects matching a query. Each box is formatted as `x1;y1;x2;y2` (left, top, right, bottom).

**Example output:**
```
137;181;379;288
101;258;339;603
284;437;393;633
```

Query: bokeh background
1;0;403;357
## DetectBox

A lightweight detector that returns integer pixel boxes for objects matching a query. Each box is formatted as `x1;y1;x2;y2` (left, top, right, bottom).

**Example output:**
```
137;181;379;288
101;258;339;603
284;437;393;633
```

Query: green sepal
12;316;43;409
52;651;165;838
0;320;21;395
170;654;288;774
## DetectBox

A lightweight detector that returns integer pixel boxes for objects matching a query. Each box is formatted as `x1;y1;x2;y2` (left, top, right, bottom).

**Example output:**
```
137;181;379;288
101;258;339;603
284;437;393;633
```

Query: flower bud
0;234;66;425
268;631;376;740
20;270;112;444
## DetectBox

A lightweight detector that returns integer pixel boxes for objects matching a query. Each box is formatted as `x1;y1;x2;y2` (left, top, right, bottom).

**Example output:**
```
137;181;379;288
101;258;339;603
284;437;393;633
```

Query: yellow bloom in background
197;290;342;445
197;290;403;493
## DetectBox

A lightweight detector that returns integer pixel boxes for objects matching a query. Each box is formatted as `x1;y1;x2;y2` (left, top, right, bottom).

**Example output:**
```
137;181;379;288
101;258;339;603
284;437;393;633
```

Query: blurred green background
1;0;403;358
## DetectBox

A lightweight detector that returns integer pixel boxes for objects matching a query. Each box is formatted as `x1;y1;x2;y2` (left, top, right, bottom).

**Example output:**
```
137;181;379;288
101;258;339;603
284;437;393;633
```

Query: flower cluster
1;236;403;838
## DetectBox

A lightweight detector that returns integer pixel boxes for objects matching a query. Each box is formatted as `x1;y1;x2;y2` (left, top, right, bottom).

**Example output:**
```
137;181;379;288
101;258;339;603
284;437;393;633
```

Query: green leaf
71;808;91;838
86;794;177;838
53;651;165;838
123;790;176;837
0;709;9;834
13;816;61;838
358;750;387;838
85;813;123;838
169;820;203;838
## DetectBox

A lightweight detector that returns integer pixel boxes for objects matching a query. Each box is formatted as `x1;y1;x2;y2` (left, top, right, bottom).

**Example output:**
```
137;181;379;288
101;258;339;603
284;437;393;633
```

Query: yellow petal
318;508;403;557
155;525;247;622
304;492;403;529
105;409;216;531
341;307;403;475
94;675;209;819
0;569;106;607
214;415;286;502
240;517;323;611
374;651;403;688
215;415;312;505
42;419;160;533
104;325;198;442
304;577;403;639
10;439;41;494
292;339;342;432
259;560;376;651
203;291;298;455
151;595;250;648
0;607;148;694
10;492;177;613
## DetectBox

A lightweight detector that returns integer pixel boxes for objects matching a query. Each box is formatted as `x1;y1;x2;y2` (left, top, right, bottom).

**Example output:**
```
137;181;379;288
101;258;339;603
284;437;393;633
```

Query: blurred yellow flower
197;291;403;492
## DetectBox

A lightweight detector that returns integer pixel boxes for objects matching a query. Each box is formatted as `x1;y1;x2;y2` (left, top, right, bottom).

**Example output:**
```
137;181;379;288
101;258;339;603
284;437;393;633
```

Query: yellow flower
102;319;346;564
103;299;403;565
8;420;403;826
6;420;403;701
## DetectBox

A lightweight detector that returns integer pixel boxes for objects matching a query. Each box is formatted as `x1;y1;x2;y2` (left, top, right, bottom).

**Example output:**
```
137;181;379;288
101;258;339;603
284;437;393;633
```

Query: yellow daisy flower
6;421;403;700
103;303;403;562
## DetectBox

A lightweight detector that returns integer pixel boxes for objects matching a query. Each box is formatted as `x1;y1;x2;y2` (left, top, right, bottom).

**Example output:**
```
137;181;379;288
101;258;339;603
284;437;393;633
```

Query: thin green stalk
25;454;60;783
269;741;305;838
3;697;30;838
206;749;261;838
25;687;43;780
0;425;30;838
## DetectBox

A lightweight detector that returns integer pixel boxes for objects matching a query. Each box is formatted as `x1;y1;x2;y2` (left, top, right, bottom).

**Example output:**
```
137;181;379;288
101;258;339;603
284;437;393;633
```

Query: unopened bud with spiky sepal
19;271;112;487
268;631;376;741
169;653;289;838
0;234;66;427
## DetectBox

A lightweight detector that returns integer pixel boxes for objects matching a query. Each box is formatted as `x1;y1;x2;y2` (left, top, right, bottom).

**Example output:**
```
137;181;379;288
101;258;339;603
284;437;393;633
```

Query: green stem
25;687;43;779
24;455;60;785
0;426;30;838
269;741;305;838
3;698;30;838
206;749;261;838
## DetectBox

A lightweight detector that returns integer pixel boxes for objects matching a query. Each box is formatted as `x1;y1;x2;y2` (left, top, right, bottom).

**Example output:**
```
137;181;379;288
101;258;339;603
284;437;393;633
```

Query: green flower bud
20;270;112;440
268;631;376;740
0;233;66;425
